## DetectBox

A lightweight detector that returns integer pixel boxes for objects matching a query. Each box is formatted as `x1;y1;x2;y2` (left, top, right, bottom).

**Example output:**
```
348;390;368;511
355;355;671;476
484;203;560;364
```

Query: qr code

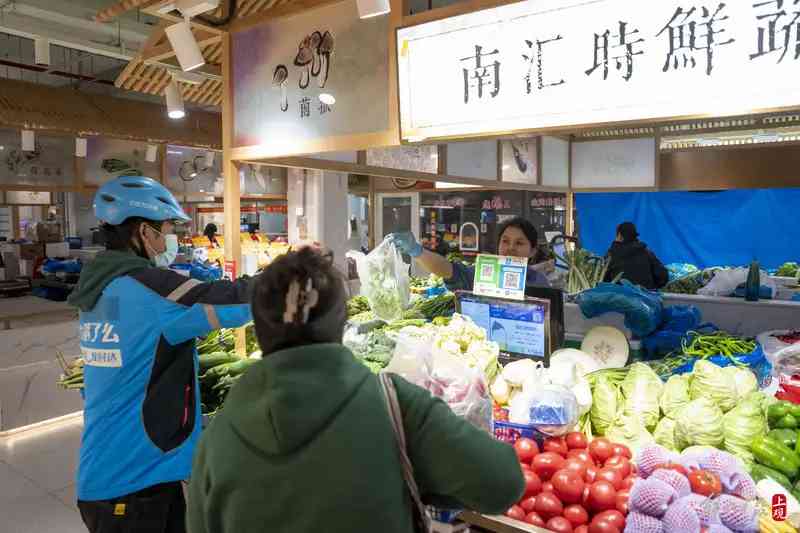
503;271;521;289
480;264;495;279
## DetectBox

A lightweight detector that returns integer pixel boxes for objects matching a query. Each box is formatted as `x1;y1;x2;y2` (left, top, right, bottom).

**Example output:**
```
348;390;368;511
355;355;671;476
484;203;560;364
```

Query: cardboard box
20;243;45;261
45;242;70;258
36;222;62;243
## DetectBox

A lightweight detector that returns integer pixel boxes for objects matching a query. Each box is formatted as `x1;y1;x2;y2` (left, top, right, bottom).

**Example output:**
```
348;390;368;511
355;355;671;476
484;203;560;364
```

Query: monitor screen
456;291;550;363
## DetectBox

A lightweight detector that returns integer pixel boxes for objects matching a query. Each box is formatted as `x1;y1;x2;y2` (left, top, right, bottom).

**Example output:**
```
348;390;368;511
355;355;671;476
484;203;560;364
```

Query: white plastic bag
697;267;776;297
758;330;800;365
346;238;410;321
384;329;433;387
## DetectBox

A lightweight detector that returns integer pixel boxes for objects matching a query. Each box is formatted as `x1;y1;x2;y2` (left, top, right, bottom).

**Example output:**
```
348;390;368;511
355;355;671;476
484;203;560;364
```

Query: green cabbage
674;398;724;449
605;411;655;456
653;417;679;451
591;375;619;435
689;360;738;413
723;366;758;399
660;374;691;419
621;363;664;430
723;394;768;469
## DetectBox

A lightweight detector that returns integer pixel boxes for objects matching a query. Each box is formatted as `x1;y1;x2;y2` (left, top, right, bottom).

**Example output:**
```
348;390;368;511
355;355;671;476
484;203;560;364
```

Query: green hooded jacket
67;250;151;312
187;343;524;533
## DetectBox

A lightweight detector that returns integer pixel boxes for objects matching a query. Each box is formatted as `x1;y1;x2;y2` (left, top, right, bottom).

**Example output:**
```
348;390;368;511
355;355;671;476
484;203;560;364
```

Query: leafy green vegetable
591;375;619;435
776;262;799;277
346;296;371;317
352;240;409;321
723;393;768;469
620;363;663;430
660;374;691;419
674;398;724;449
723;366;758;398
689;360;738;413
605;411;655;456
653;417;679;451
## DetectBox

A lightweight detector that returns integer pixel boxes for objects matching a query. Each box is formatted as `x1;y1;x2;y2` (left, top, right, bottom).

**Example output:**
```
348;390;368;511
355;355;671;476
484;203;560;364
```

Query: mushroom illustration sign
232;0;389;151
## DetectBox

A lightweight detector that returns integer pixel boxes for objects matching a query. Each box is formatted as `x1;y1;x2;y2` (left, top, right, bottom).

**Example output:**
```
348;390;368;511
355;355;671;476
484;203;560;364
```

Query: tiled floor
0;417;86;533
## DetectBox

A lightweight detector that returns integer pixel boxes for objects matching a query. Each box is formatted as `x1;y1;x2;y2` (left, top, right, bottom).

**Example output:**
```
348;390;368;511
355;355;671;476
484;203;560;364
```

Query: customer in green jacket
187;247;525;533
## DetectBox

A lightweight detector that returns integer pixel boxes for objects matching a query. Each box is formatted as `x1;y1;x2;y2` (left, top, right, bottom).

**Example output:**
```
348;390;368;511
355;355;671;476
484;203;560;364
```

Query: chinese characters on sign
458;2;786;102
273;30;336;116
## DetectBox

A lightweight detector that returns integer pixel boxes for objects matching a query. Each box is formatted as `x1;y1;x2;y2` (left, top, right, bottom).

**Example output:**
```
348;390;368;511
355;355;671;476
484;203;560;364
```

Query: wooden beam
229;0;344;33
221;32;242;269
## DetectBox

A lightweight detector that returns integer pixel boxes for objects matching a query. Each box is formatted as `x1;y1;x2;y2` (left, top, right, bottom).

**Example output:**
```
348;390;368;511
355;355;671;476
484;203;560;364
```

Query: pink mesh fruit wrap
725;472;757;501
650;469;691;498
663;494;720;532
624;511;665;533
637;445;678;478
630;478;678;518
717;495;758;533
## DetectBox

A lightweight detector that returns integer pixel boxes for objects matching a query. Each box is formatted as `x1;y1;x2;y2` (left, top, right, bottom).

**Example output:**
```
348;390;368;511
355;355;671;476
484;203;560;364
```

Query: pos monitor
455;291;551;366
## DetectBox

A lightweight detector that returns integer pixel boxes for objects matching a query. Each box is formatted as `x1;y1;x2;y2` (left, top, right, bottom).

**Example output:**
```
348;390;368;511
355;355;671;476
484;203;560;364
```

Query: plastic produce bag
384;329;433;387
667;263;699;281
514;384;579;436
575;281;663;338
346;238;410;321
698;267;776;297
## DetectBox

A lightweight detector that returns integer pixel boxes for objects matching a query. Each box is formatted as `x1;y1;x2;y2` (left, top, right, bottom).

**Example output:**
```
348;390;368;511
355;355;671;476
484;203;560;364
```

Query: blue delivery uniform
67;175;254;533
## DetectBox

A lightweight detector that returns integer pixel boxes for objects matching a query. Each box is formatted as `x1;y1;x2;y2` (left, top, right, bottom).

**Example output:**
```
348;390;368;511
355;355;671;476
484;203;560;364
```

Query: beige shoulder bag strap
378;373;432;533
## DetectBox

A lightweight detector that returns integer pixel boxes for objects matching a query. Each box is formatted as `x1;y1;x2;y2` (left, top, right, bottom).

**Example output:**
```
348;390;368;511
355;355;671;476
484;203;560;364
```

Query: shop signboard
472;254;528;300
232;0;390;156
398;0;800;142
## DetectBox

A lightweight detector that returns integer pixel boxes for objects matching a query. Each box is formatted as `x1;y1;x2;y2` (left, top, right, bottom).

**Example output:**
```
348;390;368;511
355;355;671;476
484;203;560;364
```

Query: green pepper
752;435;800;479
769;402;793;423
776;414;799;430
790;403;800;419
769;429;799;448
752;464;793;490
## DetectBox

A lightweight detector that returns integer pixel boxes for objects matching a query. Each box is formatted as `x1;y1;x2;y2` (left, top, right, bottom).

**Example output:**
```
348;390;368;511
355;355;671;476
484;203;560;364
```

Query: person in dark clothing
188;248;525;533
605;222;669;290
203;222;220;247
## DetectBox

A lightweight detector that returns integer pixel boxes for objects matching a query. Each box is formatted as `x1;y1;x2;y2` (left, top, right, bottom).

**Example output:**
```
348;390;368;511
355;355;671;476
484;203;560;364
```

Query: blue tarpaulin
575;189;800;270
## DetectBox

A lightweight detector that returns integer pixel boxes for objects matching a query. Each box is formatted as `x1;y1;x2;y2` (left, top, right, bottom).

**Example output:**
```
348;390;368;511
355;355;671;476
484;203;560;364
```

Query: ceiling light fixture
75;138;87;158
204;151;215;168
21;130;35;152
165;81;186;119
165;19;205;72
34;37;50;66
145;144;159;163
356;0;390;18
319;93;336;106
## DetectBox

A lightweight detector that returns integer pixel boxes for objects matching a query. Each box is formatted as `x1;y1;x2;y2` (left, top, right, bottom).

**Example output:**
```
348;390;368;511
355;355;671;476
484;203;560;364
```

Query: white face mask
154;234;179;267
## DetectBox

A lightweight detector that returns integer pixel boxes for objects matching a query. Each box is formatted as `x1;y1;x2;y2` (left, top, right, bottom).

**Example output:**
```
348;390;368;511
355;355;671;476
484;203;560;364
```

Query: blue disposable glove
388;232;422;258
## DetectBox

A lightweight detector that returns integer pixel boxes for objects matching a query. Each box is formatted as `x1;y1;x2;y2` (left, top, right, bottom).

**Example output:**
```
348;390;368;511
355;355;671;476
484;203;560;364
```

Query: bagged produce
674;398;724;449
660;374;691;419
621;363;664;429
346;238;410;321
511;384;579;436
689;360;738;413
576;280;663;337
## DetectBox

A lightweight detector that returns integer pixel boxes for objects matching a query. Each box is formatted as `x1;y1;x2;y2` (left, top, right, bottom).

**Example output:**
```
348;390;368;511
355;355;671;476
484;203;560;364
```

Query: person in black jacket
605;222;669;290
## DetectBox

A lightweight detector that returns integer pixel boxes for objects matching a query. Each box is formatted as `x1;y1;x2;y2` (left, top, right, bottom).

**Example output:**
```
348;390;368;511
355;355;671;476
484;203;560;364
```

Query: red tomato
688;469;722;497
534;492;564;520
524;512;546;527
514;438;540;463
585;465;599;484
654;462;688;477
589;438;614;464
604;456;631;479
588;519;620;533
581;486;590;506
520;496;538;513
594;510;626;530
566;432;589;450
575;526;589;533
615;489;630;515
596;468;623;490
532;452;566;481
520;462;532;472
542;482;554;494
552;469;586;504
568;449;595;466
563;504;590;527
547;516;575;533
610;443;632;459
620;476;637;490
544;436;569;457
564;458;589;479
523;470;543;498
587;481;617;512
506;505;525;521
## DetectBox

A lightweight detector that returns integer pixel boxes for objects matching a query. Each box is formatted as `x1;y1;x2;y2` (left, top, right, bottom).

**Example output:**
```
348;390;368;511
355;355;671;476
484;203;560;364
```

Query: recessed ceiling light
319;93;336;106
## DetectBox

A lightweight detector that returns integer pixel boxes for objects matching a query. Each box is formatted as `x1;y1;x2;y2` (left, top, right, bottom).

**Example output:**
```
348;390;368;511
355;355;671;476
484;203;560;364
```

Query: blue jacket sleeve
445;262;475;292
162;303;252;346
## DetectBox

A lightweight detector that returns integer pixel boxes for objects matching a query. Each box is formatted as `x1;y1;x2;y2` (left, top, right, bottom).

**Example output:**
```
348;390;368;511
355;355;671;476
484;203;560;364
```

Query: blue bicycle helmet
94;176;190;225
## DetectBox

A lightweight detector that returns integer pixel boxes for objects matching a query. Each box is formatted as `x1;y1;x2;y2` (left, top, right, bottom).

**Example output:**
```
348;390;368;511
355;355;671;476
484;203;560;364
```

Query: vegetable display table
459;512;547;533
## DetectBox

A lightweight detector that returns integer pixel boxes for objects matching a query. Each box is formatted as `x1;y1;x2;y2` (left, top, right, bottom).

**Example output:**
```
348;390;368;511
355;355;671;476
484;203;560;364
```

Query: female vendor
390;216;551;291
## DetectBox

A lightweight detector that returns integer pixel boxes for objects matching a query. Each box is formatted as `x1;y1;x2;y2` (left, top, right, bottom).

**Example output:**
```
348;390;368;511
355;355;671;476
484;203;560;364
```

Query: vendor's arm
389;232;454;280
131;268;254;345
392;374;525;514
